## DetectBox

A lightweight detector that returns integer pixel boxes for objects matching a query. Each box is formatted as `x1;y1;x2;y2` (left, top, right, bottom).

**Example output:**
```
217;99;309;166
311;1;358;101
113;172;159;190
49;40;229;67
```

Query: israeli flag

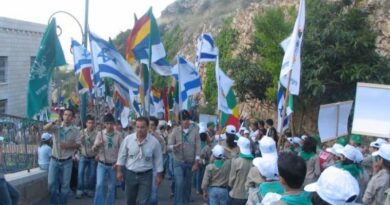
71;39;92;75
172;56;201;103
141;57;172;76
89;32;140;90
196;33;218;63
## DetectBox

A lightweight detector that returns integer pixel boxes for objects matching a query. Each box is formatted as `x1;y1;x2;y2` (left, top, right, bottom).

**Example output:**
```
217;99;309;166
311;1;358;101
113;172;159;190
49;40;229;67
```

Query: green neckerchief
201;141;207;149
259;181;284;197
300;150;315;161
182;131;189;143
239;153;254;159
338;163;362;178
86;130;95;145
106;132;114;149
59;127;66;140
281;191;313;205
214;159;224;168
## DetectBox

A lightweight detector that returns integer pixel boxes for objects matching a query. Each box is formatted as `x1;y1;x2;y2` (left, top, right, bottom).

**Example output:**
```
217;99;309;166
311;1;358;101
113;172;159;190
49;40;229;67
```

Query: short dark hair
266;119;273;126
149;116;159;127
278;152;307;189
179;110;191;121
86;115;95;122
200;132;208;142
302;136;317;154
311;192;330;205
103;113;115;123
136;116;149;126
258;120;265;127
252;121;259;129
64;108;75;116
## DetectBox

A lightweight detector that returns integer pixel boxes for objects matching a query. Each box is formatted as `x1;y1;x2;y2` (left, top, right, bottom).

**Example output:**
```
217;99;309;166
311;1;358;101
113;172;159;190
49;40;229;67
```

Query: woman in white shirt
38;132;52;170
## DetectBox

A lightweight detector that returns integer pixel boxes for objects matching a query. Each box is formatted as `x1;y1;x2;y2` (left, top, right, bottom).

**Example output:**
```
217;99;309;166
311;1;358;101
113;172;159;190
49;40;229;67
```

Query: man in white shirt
38;132;52;170
116;116;164;205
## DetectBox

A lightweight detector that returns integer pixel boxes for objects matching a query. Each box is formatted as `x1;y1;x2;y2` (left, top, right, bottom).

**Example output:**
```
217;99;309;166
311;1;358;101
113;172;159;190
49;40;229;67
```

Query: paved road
34;179;205;205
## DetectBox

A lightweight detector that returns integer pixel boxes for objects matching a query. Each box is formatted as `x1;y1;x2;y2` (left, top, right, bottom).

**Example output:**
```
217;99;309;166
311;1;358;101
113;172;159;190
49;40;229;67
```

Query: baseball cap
212;144;225;158
336;144;363;163
261;193;282;205
244;129;250;135
237;137;252;155
225;125;236;135
305;166;359;205
336;136;348;146
326;143;344;156
370;138;388;149
41;133;52;141
253;156;279;180
351;134;362;144
0;136;4;142
259;136;277;158
372;144;390;161
207;121;215;127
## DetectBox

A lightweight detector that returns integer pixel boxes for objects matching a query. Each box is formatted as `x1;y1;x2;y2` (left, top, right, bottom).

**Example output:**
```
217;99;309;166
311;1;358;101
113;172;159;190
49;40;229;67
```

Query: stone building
0;17;45;117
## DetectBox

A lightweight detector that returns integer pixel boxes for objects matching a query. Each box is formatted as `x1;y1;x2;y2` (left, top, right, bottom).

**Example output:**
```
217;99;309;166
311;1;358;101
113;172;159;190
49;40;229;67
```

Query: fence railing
0;114;44;173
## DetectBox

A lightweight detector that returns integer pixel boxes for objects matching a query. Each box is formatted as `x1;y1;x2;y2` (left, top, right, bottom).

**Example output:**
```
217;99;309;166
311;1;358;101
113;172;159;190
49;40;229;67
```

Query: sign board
318;101;353;142
352;83;390;138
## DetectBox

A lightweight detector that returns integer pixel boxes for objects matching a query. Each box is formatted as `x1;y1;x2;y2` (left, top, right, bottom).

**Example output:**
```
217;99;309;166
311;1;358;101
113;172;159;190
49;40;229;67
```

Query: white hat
212;144;225;158
259;136;277;158
326;143;344;156
41;133;52;141
261;193;282;205
372;144;390;161
336;144;363;163
370;138;388;149
226;125;236;135
244;129;250;135
301;134;308;140
0;136;4;142
305;166;359;205
237;137;252;155
199;123;207;134
253;156;278;180
287;137;302;145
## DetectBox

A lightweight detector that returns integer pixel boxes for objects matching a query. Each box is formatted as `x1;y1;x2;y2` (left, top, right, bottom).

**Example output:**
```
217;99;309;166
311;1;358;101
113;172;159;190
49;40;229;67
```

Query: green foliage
251;7;294;100
203;17;239;112
161;25;183;62
111;30;130;56
301;0;390;104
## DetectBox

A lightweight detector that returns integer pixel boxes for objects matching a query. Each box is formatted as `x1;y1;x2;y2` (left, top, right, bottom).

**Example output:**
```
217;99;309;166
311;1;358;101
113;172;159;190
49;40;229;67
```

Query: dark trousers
125;169;153;205
0;178;19;205
230;198;247;205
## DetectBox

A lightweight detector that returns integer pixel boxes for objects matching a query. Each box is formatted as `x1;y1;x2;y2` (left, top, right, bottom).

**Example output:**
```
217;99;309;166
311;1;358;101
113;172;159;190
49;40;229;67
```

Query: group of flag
27;0;306;134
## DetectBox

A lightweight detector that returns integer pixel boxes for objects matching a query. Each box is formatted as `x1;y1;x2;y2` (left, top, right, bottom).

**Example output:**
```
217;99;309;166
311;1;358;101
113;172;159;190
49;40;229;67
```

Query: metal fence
0;114;44;173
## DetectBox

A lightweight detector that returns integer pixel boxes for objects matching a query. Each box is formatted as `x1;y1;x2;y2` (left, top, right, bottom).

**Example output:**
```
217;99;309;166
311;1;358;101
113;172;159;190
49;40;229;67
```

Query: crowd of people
1;108;390;205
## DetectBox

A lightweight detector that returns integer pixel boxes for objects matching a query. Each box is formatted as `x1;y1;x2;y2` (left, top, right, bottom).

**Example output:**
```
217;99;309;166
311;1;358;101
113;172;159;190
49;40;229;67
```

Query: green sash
214;159;224;168
281;191;313;205
239;153;254;159
259;181;284;197
300;150;315;161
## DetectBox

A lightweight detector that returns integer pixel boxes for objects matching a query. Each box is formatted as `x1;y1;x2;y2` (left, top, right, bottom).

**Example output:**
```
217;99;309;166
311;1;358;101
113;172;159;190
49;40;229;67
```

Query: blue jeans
173;160;193;205
208;187;229;205
77;156;97;192
125;169;153;205
48;158;73;205
94;163;116;205
149;170;158;205
195;164;205;193
0;178;19;205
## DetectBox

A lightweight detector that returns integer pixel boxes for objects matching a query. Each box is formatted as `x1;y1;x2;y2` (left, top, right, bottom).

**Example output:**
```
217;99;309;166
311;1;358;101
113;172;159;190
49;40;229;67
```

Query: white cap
261;193;282;205
370;138;388;149
237;137;252;155
336;144;364;163
244;129;250;135
301;134;308;140
0;136;4;142
372;144;390;161
253;156;278;180
305;166;359;205
199;123;207;134
259;136;277;158
212;144;225;158
287;137;302;145
41;133;52;141
226;125;236;135
326;143;344;156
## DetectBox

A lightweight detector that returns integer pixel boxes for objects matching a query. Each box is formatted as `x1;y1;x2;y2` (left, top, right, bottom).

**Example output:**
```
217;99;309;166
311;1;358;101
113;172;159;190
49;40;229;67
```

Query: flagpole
278;70;292;151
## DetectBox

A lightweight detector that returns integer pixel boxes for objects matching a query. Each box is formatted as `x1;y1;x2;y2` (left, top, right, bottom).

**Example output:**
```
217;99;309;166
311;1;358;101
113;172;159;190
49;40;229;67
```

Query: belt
128;169;152;175
210;185;229;189
83;155;95;160
51;156;72;162
99;160;115;166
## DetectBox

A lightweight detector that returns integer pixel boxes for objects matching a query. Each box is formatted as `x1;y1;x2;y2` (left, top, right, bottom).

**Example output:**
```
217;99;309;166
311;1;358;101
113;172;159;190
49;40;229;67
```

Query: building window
30;56;36;67
0;99;7;114
0;56;7;83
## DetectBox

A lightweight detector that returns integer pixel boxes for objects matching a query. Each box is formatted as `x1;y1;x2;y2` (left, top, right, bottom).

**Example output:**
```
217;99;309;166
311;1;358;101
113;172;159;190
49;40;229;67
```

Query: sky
0;0;176;63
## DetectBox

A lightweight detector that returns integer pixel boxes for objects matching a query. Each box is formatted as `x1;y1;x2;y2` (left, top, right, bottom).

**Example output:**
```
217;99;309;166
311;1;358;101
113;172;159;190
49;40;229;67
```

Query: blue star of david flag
89;32;140;90
196;33;218;63
172;56;201;103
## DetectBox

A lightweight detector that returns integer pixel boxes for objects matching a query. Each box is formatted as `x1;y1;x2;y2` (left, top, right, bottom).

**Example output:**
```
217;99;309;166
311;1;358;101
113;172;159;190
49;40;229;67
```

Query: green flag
27;18;66;118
